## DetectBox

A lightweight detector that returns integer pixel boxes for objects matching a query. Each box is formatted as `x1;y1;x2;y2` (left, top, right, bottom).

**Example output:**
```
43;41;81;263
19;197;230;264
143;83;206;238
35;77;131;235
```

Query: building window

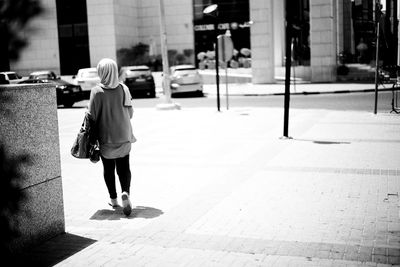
193;0;250;68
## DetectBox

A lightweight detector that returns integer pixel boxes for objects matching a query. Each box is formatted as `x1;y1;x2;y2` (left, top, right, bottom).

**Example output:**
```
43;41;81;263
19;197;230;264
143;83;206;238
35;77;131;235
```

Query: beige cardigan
88;83;135;158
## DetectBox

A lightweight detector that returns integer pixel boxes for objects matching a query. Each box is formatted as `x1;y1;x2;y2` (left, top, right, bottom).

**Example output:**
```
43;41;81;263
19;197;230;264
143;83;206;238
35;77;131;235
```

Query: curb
271;87;397;96
204;87;400;97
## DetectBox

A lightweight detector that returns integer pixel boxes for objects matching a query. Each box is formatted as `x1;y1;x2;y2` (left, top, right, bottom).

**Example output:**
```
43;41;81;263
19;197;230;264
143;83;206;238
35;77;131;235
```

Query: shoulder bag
71;112;99;163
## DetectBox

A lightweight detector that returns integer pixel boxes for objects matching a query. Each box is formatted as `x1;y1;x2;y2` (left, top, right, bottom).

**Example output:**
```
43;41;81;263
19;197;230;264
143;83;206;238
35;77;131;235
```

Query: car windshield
126;68;150;76
29;72;56;79
8;73;21;80
30;74;50;79
81;71;98;78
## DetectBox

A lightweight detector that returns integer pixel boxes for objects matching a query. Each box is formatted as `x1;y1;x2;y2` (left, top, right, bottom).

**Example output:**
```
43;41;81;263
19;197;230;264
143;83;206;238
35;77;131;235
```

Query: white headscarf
97;58;120;89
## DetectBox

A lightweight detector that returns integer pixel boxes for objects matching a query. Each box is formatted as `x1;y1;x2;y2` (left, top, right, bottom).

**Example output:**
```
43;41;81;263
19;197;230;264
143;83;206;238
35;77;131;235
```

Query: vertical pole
291;38;296;93
158;0;171;103
225;66;229;110
283;1;292;138
214;21;221;111
398;0;400;65
374;23;380;114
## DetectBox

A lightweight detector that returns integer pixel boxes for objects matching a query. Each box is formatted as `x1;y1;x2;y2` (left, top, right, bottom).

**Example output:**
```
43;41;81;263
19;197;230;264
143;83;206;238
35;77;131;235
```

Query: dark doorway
287;0;310;66
351;0;376;64
380;0;398;66
56;0;90;75
346;0;398;66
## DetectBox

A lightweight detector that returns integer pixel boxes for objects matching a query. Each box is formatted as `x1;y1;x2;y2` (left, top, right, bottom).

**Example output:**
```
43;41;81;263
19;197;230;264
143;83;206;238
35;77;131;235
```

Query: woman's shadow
90;206;163;220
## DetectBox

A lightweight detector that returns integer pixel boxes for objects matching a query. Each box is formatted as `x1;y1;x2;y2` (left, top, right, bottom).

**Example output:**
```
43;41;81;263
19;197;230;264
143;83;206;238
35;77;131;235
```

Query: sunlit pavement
20;105;400;266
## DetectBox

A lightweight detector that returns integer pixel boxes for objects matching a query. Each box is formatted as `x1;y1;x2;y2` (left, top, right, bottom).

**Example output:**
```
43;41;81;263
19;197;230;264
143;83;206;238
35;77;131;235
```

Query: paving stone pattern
17;107;400;266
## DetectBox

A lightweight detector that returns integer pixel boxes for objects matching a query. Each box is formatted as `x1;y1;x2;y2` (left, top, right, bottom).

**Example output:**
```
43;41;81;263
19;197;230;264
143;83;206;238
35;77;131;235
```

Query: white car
170;65;203;96
0;71;25;84
74;68;100;99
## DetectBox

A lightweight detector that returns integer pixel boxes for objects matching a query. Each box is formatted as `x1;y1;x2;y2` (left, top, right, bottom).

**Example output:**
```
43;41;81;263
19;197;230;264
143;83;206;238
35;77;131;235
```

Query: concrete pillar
336;0;343;57
87;0;139;66
310;0;338;82
0;84;64;253
250;0;275;83
113;1;139;51
87;0;118;65
273;0;285;68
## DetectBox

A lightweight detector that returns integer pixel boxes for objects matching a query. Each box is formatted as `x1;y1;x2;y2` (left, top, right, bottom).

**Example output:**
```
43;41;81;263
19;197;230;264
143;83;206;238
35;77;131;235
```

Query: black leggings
101;154;131;199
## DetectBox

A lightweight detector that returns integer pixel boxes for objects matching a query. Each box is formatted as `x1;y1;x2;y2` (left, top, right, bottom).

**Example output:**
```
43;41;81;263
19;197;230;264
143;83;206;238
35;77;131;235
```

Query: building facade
9;0;400;83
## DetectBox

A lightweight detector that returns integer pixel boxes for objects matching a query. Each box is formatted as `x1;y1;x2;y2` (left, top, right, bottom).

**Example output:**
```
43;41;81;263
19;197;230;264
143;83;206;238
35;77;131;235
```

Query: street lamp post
156;0;180;110
203;4;221;112
374;1;383;114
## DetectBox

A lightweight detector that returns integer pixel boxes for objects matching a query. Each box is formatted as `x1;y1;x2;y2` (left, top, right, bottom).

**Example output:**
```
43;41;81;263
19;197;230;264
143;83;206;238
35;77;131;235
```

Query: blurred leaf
0;0;43;66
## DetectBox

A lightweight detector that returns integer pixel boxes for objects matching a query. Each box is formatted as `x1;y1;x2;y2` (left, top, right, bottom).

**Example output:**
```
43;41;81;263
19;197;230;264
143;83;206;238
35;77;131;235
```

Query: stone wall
0;84;65;253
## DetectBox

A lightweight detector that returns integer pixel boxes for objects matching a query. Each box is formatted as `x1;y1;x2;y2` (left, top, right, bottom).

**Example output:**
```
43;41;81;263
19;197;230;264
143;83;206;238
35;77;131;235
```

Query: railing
391;83;400;114
379;65;400;114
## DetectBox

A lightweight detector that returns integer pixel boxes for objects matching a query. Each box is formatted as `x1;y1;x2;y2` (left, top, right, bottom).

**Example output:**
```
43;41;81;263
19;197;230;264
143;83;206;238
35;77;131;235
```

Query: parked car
0;73;10;84
170;65;203;96
0;71;25;84
29;70;59;80
19;73;83;108
73;67;100;99
120;65;156;98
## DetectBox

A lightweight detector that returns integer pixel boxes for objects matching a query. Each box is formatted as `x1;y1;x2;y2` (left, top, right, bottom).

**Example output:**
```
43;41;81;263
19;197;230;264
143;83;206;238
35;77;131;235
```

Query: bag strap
120;83;132;107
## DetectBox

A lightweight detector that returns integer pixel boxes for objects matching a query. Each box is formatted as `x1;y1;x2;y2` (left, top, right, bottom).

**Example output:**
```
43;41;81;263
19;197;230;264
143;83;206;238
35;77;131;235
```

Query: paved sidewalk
17;106;400;266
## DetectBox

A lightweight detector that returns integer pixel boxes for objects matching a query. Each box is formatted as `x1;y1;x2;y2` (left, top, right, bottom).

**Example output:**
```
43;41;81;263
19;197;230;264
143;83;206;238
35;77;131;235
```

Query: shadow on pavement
172;91;204;98
133;206;164;219
294;138;351;145
90;206;163;220
14;233;96;266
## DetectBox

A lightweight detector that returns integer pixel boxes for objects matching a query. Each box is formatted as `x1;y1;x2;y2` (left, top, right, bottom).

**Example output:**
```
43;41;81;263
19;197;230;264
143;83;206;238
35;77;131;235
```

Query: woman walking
88;58;136;216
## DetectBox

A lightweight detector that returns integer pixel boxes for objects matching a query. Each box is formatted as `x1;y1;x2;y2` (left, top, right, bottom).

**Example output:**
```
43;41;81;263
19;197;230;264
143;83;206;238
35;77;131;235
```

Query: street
68;91;396;112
